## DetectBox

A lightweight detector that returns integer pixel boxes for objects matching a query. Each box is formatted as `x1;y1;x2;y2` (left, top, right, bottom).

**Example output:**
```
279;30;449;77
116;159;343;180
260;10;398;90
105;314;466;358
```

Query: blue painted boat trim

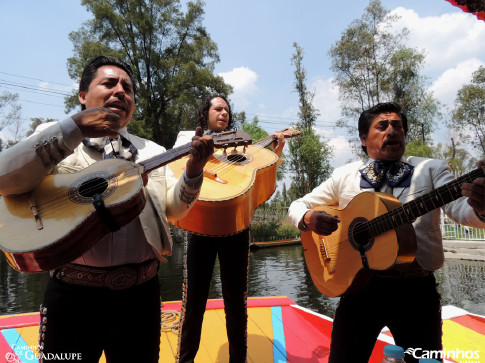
2;328;35;363
271;306;287;363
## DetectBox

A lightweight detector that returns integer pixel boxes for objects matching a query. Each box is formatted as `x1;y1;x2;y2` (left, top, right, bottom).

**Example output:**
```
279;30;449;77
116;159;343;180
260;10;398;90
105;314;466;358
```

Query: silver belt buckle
105;266;137;290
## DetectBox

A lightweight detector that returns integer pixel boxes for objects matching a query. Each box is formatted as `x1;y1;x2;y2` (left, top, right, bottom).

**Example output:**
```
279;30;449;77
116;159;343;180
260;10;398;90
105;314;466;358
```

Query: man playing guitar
0;56;214;362
288;102;485;363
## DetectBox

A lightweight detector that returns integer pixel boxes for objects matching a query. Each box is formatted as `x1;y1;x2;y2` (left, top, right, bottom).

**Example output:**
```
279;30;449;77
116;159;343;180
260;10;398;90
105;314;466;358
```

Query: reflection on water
1;242;484;317
435;259;485;314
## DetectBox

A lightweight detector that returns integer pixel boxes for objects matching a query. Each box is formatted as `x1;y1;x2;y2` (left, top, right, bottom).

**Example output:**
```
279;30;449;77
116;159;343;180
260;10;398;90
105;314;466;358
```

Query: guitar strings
27;143;268;212
335;171;481;241
201;144;270;176
200;136;275;176
25;143;268;212
22;135;288;218
26;164;142;214
204;144;264;174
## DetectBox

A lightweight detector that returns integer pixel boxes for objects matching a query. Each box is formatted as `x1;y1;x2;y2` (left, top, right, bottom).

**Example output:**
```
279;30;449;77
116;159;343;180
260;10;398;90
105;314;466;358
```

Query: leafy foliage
451;65;485;157
287;43;333;200
0;92;22;147
66;0;232;148
241;116;286;180
329;0;440;149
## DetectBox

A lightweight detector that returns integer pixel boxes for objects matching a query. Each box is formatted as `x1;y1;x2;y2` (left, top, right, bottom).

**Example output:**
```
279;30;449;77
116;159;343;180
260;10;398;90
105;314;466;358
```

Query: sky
1;0;485;167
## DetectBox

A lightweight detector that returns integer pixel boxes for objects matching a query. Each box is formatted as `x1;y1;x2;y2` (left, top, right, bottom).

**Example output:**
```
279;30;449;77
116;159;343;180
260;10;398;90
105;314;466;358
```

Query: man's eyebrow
100;76;133;87
377;118;401;122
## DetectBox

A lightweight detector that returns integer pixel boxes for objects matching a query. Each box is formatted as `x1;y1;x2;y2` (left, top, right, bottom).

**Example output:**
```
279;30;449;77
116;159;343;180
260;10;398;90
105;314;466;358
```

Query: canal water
1;240;484;317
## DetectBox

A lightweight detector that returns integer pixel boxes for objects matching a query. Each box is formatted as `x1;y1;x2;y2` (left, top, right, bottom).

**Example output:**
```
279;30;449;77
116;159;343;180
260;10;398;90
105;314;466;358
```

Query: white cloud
311;77;355;166
312;77;340;125
390;7;485;74
430;58;485;108
38;81;50;91
328;135;354;168
384;7;485;146
38;81;77;93
218;67;258;109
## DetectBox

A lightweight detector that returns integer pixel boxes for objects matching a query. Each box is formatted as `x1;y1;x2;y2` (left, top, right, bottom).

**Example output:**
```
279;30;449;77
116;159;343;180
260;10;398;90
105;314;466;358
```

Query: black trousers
177;229;250;363
328;274;442;363
39;275;161;363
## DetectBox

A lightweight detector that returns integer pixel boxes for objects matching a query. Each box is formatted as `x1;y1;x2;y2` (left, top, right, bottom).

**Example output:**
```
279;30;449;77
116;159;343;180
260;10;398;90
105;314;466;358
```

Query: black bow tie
360;160;414;190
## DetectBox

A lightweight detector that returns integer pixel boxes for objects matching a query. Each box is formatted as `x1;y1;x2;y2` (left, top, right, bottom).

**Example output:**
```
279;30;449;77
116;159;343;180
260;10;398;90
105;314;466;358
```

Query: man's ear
78;91;87;106
360;136;367;147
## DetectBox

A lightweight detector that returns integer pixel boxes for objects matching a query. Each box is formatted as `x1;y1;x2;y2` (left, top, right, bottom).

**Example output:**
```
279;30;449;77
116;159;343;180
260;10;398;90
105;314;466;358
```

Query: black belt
50;259;159;290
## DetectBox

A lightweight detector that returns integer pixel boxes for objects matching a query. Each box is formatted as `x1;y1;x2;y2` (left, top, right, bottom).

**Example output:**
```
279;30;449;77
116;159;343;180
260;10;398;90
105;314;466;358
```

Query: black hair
195;94;233;131
79;56;136;110
358;102;408;154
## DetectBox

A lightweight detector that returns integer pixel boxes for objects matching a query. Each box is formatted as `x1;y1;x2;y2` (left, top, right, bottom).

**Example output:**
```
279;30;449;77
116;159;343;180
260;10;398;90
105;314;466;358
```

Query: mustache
105;100;128;111
382;139;402;149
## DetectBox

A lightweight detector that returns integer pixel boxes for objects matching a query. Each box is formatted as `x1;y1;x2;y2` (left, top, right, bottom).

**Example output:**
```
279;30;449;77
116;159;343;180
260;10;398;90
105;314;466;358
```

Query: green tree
287;43;333;199
404;139;434;158
0;92;22;143
329;0;440;147
451;65;485;157
242;116;285;180
242;116;270;143
388;48;441;142
66;0;232;148
434;139;477;176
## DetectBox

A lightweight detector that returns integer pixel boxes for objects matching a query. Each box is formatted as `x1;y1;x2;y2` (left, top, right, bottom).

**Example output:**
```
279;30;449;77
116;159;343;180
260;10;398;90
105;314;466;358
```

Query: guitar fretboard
255;136;276;149
365;167;485;238
254;128;301;150
140;143;192;175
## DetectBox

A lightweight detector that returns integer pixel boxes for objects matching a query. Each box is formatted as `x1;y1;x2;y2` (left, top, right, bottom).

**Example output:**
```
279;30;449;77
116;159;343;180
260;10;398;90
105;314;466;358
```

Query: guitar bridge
29;196;43;230
319;237;335;274
203;169;227;184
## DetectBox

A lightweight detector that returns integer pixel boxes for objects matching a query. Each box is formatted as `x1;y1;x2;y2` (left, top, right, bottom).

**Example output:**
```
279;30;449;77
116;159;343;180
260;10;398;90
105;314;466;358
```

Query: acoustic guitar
300;165;485;297
0;130;252;273
169;128;301;236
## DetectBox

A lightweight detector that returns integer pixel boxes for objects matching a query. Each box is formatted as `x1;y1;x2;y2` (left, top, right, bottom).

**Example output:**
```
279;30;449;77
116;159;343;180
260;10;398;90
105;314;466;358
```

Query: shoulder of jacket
32;121;60;135
404;155;447;168
177;130;196;138
332;160;365;176
126;133;166;152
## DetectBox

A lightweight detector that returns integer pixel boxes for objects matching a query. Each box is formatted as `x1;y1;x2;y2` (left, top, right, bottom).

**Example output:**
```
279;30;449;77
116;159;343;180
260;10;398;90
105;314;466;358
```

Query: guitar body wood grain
169;145;279;236
301;192;417;297
0;159;146;273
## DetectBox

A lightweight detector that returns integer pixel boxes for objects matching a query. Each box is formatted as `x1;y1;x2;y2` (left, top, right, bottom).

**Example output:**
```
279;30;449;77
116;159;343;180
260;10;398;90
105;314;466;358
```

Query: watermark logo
404;347;481;362
5;350;82;361
5;352;21;363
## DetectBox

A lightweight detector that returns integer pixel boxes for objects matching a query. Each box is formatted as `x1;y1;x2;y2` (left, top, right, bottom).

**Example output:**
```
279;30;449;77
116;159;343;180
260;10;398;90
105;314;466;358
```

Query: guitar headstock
212;129;253;149
279;128;301;139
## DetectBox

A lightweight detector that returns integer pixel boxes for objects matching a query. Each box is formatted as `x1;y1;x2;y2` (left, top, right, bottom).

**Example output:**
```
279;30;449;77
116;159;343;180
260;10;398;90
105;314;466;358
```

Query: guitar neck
139;143;192;176
255;135;276;149
366;167;485;238
255;128;301;149
138;129;254;176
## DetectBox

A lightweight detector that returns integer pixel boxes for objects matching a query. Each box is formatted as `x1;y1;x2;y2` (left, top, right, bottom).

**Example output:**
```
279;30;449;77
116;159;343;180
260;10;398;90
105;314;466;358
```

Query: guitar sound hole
78;177;109;198
348;217;374;252
353;227;370;246
227;154;247;162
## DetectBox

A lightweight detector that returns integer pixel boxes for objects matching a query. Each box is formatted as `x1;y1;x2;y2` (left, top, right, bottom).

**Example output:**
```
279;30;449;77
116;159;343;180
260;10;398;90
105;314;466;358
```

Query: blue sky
1;0;484;166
